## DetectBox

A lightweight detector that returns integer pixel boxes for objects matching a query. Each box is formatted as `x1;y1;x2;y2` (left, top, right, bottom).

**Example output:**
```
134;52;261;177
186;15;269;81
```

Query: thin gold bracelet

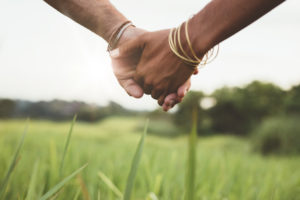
168;18;219;68
107;21;135;51
169;28;199;67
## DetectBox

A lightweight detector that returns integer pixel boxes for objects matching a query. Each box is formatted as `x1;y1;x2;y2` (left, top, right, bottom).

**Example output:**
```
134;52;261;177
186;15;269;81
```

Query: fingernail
109;48;120;58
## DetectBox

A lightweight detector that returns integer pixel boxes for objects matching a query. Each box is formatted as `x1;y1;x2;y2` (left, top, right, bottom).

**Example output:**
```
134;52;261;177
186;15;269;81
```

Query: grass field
0;117;300;200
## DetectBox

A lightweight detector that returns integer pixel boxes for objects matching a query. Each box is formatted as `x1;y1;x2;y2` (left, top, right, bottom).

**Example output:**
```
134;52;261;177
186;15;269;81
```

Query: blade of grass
0;121;28;200
48;188;64;200
39;163;88;200
59;114;77;176
184;108;198;200
49;140;58;183
77;174;90;200
146;192;159;200
73;188;81;200
25;160;40;200
153;174;162;195
98;171;123;198
97;189;101;200
123;119;149;200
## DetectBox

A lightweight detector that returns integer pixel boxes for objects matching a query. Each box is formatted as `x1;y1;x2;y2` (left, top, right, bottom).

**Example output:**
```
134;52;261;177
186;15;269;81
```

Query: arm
113;0;285;105
44;0;127;42
190;0;285;56
44;0;189;111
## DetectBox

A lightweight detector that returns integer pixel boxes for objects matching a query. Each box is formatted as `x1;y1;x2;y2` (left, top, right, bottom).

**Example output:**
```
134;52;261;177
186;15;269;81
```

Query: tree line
0;99;138;122
1;80;300;136
174;81;300;135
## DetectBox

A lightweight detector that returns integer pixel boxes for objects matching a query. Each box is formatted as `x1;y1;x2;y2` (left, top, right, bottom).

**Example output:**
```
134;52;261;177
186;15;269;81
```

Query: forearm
44;0;127;42
190;0;285;55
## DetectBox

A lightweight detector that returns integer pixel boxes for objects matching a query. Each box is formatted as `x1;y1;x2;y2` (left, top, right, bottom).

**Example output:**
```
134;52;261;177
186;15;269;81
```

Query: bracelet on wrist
168;18;219;69
107;21;135;51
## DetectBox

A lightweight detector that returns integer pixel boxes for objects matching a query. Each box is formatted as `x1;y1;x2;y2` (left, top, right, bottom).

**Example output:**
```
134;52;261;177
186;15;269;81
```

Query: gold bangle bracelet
168;18;219;69
169;28;199;67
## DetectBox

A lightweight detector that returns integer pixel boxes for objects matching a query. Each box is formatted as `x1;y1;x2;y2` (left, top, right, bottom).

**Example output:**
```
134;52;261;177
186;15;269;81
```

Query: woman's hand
110;27;193;111
111;29;198;106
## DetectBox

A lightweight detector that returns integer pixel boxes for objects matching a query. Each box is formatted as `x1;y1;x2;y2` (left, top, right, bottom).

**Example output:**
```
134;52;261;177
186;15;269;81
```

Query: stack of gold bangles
168;18;219;69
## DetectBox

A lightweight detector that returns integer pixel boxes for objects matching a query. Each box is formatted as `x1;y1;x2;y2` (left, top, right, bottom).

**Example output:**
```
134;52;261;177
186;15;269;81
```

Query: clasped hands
109;26;199;111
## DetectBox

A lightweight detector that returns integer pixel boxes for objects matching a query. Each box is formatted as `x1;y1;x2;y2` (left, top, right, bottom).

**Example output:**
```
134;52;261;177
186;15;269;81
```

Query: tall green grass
60;114;77;176
0;117;88;200
124;119;149;200
0;121;28;200
98;171;123;198
25;160;40;200
0;117;299;199
98;119;149;200
184;109;198;200
40;164;88;200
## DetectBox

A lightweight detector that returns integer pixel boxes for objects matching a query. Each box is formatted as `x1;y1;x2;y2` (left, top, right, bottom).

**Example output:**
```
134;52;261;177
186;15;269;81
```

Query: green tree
209;81;285;135
0;99;15;118
285;84;300;114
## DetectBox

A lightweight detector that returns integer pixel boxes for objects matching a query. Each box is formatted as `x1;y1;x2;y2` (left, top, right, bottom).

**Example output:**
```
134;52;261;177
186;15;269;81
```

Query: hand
110;26;145;98
110;27;193;111
111;29;200;107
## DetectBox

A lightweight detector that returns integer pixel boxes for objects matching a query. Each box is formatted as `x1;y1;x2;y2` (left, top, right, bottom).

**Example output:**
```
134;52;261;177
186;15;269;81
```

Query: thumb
109;38;142;59
119;78;144;98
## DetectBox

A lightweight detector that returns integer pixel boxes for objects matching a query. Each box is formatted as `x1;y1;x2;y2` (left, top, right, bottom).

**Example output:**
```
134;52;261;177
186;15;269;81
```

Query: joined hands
44;0;284;112
110;26;199;111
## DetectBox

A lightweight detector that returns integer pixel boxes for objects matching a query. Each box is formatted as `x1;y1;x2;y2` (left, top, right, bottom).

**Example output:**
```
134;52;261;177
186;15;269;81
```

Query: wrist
188;11;219;57
116;26;146;47
101;18;128;42
94;1;128;42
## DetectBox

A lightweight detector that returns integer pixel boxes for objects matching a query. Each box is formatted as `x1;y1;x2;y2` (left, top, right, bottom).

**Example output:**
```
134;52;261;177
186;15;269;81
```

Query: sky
0;0;299;110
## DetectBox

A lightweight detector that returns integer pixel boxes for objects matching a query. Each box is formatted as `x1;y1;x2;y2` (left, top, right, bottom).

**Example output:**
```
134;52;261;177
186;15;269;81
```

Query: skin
44;0;126;42
110;26;194;110
111;0;285;103
110;29;196;106
43;0;189;111
44;0;285;110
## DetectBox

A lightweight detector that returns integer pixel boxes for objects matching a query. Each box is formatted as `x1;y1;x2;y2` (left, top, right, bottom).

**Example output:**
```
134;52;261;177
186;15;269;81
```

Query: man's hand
110;26;145;98
111;29;199;106
45;0;285;111
111;27;192;111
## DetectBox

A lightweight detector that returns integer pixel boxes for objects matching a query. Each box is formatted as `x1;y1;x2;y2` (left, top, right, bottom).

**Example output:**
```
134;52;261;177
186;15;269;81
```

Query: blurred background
0;0;300;199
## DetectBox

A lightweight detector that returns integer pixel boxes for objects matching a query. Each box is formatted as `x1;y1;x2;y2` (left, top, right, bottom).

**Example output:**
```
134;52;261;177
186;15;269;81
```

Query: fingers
151;88;163;100
143;83;152;95
157;92;168;106
161;79;192;111
134;75;144;90
162;93;177;111
177;78;191;98
119;79;144;98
